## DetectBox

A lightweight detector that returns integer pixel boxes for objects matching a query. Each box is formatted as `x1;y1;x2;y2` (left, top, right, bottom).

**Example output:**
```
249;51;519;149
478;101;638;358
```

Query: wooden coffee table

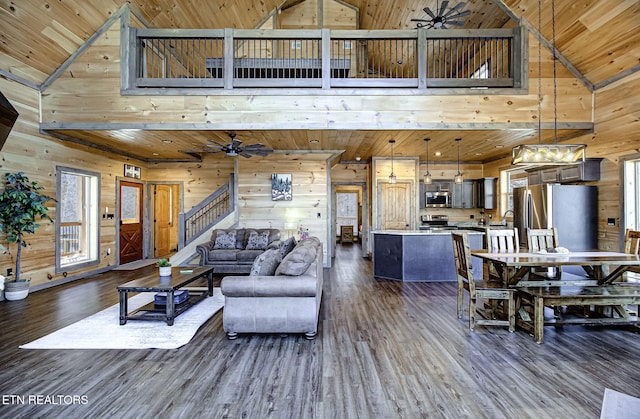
117;266;214;326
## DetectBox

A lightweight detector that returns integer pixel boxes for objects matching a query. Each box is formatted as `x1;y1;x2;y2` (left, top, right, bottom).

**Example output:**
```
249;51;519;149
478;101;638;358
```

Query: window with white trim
56;167;100;272
623;157;640;231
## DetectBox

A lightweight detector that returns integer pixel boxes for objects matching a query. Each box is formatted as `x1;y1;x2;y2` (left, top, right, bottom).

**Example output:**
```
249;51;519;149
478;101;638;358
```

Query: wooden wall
145;157;234;211
0;77;143;289
41;26;593;130
237;153;331;264
483;72;640;251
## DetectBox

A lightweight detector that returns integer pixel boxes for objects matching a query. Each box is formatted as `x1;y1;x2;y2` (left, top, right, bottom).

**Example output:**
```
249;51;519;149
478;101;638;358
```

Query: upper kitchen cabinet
527;159;602;185
452;180;475;209
474;177;497;209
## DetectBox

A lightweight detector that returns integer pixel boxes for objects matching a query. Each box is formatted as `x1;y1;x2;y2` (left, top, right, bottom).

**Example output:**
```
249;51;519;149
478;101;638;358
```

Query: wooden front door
380;182;412;230
119;181;144;264
153;184;176;258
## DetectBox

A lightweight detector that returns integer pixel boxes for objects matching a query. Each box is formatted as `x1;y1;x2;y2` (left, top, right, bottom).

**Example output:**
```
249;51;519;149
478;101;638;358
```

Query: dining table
469;250;640;287
470;250;640;342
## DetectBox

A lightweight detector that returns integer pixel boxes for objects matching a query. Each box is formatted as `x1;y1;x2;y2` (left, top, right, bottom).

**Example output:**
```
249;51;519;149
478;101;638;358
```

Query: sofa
220;236;323;339
196;228;281;274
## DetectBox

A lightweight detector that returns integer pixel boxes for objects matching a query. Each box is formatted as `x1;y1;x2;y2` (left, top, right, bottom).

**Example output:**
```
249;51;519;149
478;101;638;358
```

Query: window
499;168;528;212
623;157;640;231
56;167;100;272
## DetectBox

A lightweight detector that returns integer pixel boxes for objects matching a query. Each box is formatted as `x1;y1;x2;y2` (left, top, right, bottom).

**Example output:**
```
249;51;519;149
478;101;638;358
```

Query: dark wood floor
1;244;639;418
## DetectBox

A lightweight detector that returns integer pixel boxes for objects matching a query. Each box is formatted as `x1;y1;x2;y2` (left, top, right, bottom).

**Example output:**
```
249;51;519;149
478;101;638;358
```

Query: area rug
113;259;159;270
20;288;224;350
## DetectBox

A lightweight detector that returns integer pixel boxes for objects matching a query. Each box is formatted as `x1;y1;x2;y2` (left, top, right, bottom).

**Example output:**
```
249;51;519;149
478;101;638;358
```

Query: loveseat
221;236;323;339
196;228;281;274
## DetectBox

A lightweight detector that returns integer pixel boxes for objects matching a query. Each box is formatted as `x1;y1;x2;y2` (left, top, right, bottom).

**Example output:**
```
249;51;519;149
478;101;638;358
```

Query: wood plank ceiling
1;0;638;163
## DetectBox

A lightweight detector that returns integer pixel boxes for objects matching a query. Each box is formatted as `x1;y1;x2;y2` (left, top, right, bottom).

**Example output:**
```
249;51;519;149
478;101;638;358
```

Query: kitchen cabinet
452;180;475;208
526;158;602;184
474;177;497;209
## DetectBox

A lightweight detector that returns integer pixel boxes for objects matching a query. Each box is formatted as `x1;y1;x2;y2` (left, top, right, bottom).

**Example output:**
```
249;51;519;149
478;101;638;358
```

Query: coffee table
117;266;214;326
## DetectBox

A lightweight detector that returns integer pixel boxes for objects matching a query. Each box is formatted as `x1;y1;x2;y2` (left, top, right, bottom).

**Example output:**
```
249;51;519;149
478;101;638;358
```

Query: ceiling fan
411;1;471;29
186;132;274;158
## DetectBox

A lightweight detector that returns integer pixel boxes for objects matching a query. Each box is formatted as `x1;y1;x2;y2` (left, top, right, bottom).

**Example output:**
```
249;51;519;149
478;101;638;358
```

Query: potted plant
156;258;172;276
0;172;54;300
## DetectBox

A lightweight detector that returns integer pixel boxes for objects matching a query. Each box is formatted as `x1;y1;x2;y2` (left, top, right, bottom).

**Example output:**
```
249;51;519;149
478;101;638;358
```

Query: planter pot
159;266;172;277
5;280;30;301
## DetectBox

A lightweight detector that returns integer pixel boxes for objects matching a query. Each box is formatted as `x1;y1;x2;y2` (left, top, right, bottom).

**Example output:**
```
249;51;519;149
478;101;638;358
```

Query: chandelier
512;0;586;165
423;138;432;184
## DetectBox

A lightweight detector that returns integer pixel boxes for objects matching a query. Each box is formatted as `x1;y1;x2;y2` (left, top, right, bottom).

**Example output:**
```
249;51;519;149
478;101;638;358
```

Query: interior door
380;182;412;230
119;181;144;264
154;184;173;257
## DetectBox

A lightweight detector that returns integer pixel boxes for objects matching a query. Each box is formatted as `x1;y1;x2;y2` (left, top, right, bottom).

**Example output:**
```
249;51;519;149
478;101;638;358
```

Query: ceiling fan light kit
411;1;470;29
188;132;273;158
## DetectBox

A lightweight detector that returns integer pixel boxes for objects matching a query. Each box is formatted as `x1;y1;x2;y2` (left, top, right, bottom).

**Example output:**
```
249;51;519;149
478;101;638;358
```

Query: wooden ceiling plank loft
3;0;637;163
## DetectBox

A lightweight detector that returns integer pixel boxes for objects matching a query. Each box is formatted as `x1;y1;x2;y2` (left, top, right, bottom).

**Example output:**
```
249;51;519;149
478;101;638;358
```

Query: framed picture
271;173;292;201
124;164;141;179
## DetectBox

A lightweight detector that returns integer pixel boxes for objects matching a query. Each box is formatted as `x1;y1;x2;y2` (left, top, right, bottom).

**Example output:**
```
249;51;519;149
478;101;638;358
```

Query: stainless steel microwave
426;191;451;208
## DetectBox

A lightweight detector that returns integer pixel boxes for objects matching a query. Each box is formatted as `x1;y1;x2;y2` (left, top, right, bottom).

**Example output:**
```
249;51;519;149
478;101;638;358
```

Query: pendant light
388;139;397;184
423;138;432;184
512;0;585;165
454;138;463;184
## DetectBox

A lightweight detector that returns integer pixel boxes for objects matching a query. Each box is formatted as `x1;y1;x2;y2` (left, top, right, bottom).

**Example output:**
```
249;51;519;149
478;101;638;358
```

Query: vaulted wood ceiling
1;0;638;163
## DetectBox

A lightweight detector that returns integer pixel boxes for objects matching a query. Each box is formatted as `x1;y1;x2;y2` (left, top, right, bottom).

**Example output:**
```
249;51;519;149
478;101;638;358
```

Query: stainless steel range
420;214;457;230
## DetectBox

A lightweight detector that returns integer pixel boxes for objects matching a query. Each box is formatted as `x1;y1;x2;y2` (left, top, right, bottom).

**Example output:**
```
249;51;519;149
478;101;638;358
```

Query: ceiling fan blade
446;20;465;26
451;9;471;18
206;138;227;147
423;7;436;19
239;152;253;158
243;143;267;149
411;18;430;22
444;1;466;16
439;1;450;17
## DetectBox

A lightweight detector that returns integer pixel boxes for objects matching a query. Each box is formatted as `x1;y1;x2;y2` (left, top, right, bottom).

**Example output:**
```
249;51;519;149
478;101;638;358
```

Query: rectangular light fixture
511;144;587;165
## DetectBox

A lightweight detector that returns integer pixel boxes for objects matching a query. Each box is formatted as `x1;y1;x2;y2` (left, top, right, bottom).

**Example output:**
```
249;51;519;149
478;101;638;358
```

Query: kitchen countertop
372;229;484;235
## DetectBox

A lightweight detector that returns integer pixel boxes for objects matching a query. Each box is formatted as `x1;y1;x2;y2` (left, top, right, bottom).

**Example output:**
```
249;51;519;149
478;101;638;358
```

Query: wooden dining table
470;250;640;287
470;250;640;342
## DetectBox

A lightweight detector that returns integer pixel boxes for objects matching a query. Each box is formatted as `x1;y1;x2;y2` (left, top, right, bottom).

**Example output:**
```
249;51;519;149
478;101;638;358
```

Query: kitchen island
372;230;484;282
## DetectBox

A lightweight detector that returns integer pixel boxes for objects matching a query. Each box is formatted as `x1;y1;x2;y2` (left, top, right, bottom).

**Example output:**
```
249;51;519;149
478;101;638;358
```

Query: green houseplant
156;258;172;276
0;172;54;299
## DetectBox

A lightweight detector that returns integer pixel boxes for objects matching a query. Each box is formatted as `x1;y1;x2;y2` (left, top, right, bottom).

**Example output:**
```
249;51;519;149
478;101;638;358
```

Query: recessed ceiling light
309;139;319;143
435;151;442;157
152;152;159;156
495;145;504;149
355;156;361;161
162;139;173;144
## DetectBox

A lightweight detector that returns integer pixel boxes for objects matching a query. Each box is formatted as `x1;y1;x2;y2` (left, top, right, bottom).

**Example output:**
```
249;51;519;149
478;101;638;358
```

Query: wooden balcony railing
122;27;526;93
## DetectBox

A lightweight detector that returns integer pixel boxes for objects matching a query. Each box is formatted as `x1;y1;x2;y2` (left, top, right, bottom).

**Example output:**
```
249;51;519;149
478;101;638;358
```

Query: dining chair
486;228;519;253
485;227;520;284
623;229;640;278
527;227;562;280
451;232;515;332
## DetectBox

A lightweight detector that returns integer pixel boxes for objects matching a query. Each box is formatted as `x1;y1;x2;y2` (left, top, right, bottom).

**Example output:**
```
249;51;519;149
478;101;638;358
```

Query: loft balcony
122;27;527;95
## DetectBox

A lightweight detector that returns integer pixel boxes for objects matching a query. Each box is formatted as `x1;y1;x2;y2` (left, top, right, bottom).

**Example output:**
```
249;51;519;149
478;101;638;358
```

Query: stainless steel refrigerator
513;184;598;251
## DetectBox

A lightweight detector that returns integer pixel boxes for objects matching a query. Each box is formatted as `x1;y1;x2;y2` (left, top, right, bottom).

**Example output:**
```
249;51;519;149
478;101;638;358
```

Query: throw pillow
275;244;317;276
246;230;270;250
279;236;297;258
213;230;237;250
250;249;282;276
